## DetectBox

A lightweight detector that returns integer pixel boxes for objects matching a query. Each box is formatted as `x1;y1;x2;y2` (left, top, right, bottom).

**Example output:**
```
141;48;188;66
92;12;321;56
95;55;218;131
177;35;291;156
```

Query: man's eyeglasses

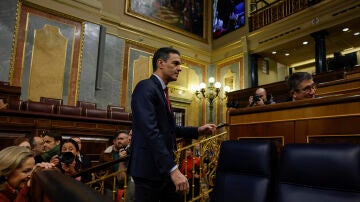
296;83;317;93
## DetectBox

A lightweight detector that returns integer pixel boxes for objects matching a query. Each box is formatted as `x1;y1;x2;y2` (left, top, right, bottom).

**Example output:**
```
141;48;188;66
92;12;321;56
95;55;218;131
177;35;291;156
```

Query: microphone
216;123;228;129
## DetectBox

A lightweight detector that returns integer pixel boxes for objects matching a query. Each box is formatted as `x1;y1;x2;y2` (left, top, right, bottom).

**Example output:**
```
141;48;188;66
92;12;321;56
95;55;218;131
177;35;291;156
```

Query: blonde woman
0;146;54;202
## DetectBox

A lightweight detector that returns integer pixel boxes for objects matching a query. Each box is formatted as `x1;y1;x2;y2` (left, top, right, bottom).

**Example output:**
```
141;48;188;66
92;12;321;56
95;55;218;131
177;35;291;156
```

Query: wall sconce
192;77;230;123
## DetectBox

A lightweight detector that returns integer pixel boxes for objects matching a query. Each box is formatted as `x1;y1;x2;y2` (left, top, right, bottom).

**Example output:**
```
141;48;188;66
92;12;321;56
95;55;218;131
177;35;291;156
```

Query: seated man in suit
287;72;317;101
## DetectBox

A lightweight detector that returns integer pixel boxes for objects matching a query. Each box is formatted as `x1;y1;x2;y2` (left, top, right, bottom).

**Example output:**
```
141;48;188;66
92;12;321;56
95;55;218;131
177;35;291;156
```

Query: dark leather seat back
85;108;107;118
275;144;360;202
57;105;82;116
108;110;132;120
8;99;22;110
40;97;63;113
40;97;63;106
25;101;55;113
107;105;125;112
77;101;96;109
211;140;277;202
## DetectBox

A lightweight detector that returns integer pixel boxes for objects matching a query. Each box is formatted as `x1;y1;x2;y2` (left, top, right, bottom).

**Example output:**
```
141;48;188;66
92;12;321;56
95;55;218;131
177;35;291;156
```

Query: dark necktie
164;87;171;112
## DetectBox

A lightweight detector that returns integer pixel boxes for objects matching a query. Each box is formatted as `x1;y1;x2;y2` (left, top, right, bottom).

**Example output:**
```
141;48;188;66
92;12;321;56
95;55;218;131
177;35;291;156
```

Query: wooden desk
227;92;360;147
317;77;360;96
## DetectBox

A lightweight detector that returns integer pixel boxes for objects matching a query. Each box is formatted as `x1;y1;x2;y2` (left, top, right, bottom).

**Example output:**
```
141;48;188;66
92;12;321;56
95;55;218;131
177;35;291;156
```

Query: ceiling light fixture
354;32;360;36
342;28;349;32
272;51;277;54
302;41;309;45
285;53;290;56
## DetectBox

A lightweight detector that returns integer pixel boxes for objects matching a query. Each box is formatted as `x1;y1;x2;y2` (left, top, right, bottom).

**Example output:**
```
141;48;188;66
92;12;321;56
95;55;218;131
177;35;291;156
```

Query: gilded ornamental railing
79;131;227;202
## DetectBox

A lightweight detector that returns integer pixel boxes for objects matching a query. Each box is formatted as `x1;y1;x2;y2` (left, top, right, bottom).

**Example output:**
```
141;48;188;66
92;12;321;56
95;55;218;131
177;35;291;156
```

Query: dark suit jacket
129;75;199;180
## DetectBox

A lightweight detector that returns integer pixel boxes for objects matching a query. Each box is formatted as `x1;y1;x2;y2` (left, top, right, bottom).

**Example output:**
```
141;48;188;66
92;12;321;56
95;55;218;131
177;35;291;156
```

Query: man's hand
249;95;265;106
198;124;216;136
119;149;127;158
249;95;254;105
170;168;189;193
256;98;265;106
50;155;60;166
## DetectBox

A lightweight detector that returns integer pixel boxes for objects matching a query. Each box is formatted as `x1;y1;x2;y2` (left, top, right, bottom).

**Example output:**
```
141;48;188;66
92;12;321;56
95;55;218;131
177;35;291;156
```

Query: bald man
248;88;275;107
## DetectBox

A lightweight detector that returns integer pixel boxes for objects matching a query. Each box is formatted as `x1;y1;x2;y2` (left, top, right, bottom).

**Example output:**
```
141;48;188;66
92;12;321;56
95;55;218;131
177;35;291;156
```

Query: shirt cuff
169;165;178;174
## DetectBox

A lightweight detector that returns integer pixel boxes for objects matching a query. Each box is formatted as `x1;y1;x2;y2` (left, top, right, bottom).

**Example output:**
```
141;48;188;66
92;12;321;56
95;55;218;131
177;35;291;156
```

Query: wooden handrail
31;168;112;202
72;156;129;178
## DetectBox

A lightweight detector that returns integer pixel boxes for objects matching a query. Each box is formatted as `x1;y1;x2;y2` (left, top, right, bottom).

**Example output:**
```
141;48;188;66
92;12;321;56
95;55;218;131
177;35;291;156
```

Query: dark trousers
133;176;183;202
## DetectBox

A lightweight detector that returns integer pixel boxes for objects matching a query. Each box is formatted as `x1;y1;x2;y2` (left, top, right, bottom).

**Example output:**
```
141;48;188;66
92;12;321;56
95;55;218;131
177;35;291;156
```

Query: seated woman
58;139;84;182
0;146;54;202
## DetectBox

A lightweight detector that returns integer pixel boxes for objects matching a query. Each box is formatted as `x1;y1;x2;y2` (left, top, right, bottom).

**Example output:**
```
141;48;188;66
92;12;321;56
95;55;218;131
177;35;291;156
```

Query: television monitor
213;0;245;39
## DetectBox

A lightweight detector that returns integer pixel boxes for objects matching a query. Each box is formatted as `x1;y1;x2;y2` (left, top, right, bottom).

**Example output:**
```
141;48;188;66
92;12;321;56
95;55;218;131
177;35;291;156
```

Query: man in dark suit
130;47;216;202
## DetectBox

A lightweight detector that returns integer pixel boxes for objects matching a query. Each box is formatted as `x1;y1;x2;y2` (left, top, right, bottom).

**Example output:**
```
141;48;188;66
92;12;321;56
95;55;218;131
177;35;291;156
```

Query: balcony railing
249;0;319;31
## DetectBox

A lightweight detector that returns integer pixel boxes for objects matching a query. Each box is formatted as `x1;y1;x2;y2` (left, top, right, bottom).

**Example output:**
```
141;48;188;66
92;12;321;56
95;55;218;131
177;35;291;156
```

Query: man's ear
55;140;61;145
289;90;295;98
157;59;165;69
291;90;297;98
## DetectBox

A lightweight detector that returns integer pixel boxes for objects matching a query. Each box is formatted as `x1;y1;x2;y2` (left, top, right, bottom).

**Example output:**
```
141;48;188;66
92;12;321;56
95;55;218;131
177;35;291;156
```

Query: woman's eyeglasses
297;83;317;93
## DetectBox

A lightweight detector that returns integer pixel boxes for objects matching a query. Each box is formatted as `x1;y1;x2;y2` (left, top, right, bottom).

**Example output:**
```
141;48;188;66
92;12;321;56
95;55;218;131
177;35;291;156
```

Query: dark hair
43;130;62;142
287;72;313;92
152;47;180;72
112;130;129;141
59;139;82;175
60;139;79;152
30;136;41;147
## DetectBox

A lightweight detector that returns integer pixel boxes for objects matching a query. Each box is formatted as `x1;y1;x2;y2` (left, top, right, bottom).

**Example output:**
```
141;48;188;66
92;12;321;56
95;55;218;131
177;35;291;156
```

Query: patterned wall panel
124;43;153;112
12;4;83;105
0;0;17;82
78;22;100;105
94;34;124;109
216;55;244;123
28;25;67;101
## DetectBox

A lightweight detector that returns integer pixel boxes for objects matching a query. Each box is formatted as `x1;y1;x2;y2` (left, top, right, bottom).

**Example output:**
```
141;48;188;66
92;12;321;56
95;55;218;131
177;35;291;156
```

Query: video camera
250;94;262;106
58;152;75;165
253;94;262;102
